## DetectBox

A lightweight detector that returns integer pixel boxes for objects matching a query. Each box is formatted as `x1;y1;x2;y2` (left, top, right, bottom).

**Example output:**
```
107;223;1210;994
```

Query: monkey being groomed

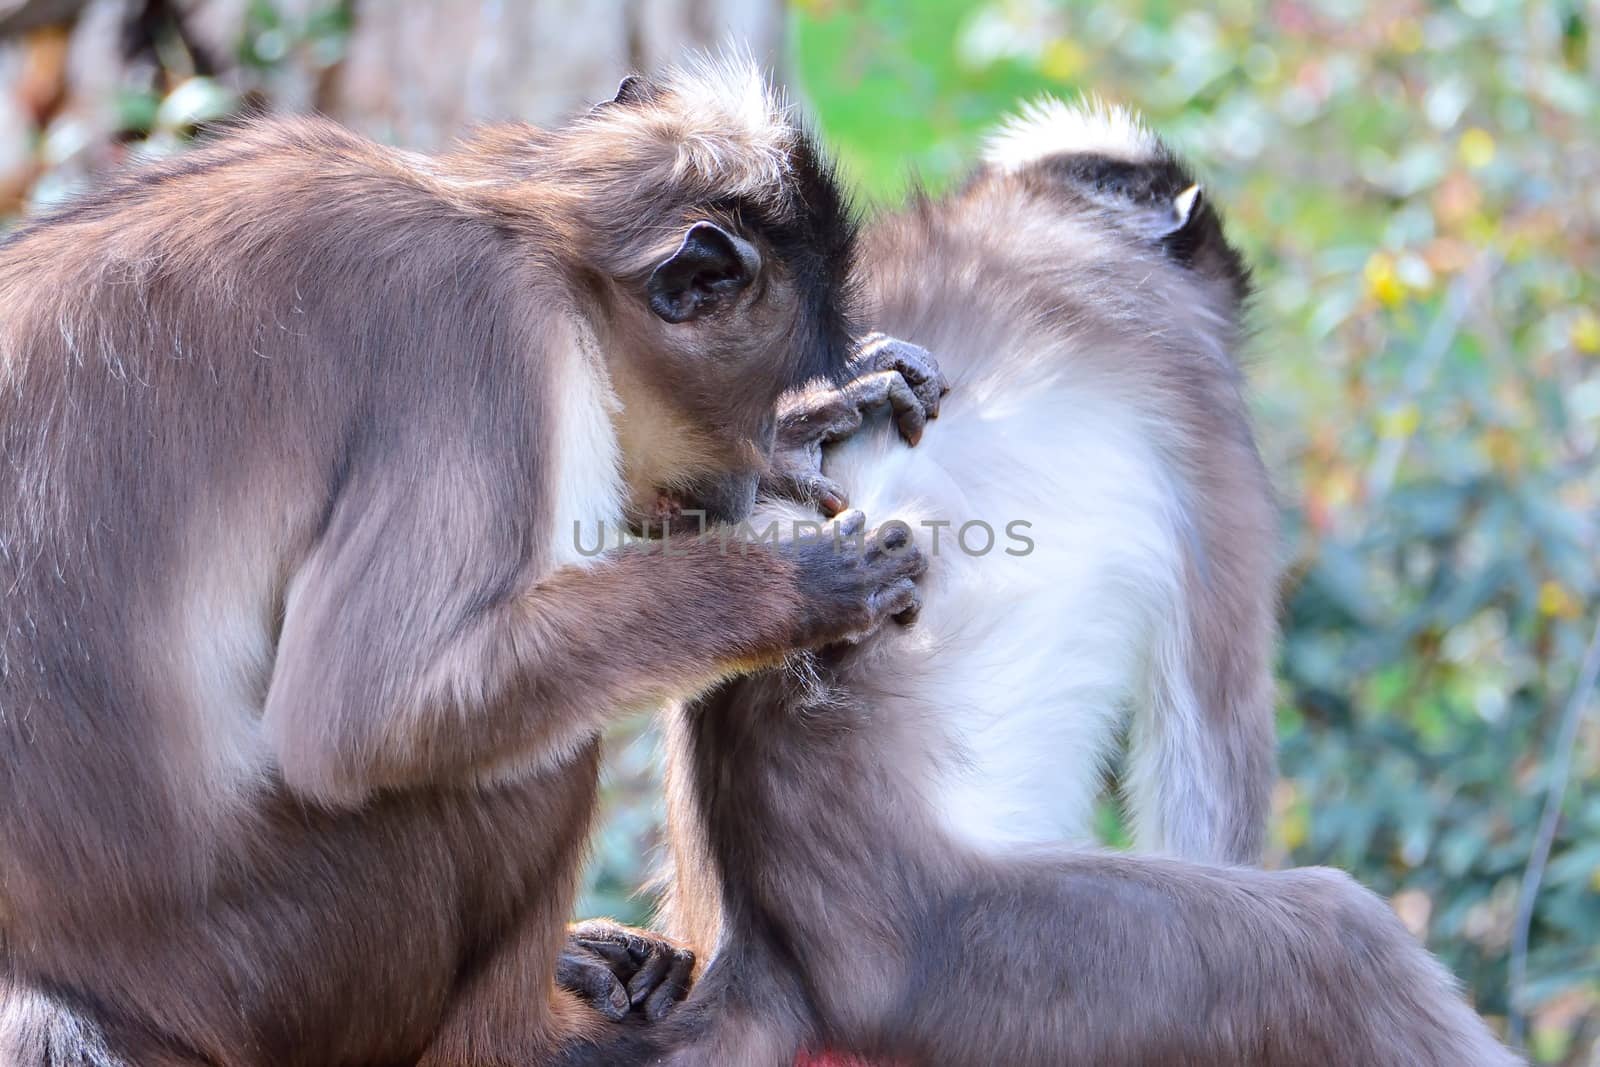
0;59;944;1066
612;101;1522;1066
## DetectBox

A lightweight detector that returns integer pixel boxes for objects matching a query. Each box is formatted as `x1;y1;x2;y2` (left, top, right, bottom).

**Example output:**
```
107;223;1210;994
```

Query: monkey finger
900;542;929;578
865;534;926;578
884;375;930;447
876;356;945;422
762;464;850;517
625;948;671;1008
915;370;948;420
798;473;851;517
776;391;859;442
642;950;697;1022
848;331;892;367
805;473;851;517
556;952;631;1022
849;334;922;380
624;947;694;1017
884;341;951;420
839;371;927;447
831;508;867;539
569;918;625;941
851;336;949;397
793;393;866;446
572;938;638;974
871;579;922;626
873;522;913;552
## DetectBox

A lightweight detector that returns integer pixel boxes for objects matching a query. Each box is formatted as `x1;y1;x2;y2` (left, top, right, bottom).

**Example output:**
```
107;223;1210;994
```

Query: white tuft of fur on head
983;96;1160;173
658;52;795;198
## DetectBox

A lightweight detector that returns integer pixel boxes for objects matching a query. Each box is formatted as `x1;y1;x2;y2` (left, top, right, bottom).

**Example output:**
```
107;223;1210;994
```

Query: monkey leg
418;748;692;1064
651;957;809;1067
418;883;599;1067
872;854;1515;1067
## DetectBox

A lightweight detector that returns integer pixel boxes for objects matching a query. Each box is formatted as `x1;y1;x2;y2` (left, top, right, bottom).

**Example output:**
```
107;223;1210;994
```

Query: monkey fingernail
627;955;670;1006
879;524;910;550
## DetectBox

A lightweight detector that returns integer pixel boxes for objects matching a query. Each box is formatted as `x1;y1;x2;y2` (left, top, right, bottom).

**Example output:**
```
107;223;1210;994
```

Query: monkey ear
647;222;761;324
591;74;651;114
1172;183;1203;229
1152;183;1203;237
612;74;648;105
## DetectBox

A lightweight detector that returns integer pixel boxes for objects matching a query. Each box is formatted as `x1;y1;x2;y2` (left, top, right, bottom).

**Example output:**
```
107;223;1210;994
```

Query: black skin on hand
762;335;950;517
556;920;696;1023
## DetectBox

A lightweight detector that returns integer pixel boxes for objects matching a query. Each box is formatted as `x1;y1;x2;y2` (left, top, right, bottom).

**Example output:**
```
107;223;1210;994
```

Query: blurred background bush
1;0;1594;1061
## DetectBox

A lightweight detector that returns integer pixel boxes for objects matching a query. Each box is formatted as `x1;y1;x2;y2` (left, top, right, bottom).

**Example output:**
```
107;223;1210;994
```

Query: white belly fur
818;341;1187;853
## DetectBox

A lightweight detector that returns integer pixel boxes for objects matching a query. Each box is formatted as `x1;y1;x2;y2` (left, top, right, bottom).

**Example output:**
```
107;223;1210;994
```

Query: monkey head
553;59;861;529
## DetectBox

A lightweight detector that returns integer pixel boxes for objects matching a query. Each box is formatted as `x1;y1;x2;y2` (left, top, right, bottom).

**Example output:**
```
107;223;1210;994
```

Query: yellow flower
1390;19;1424;53
1378;403;1420;439
1484;428;1520;472
1459;128;1496;170
1364;253;1406;307
1571;310;1600;353
1537;581;1581;620
1278;804;1308;850
1040;39;1086;82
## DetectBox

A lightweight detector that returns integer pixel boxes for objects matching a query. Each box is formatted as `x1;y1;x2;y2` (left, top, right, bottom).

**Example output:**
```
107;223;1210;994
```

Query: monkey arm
261;467;923;808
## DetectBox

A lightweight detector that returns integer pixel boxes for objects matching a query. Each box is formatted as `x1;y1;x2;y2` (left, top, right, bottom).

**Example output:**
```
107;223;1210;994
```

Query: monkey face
603;212;843;531
574;68;860;531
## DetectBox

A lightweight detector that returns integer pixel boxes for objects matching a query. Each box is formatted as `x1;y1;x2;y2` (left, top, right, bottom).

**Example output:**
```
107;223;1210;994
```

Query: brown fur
632;133;1522;1065
639;666;1522;1066
0;63;916;1066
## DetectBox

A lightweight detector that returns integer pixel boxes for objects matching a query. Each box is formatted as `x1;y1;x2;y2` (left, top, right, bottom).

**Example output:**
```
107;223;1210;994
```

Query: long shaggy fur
0;55;868;1067
759;96;1274;863
649;101;1519;1067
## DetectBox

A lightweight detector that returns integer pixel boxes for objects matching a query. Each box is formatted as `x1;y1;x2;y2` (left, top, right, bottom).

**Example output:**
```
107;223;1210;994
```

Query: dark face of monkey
553;67;860;529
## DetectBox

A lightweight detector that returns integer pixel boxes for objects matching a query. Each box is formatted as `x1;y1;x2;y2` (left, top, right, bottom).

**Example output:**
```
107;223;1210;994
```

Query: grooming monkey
0;61;940;1066
622;102;1521;1066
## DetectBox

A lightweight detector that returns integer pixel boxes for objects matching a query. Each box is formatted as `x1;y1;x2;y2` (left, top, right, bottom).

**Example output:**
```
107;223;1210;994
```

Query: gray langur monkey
615;100;1521;1067
0;59;941;1067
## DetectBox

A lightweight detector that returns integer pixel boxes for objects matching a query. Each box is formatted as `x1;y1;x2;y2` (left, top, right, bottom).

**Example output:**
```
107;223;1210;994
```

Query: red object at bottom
796;1054;877;1067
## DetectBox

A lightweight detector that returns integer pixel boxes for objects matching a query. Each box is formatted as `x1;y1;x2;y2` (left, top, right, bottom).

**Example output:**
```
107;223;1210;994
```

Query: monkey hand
556;920;696;1024
848;332;950;429
762;335;949;517
784;510;928;643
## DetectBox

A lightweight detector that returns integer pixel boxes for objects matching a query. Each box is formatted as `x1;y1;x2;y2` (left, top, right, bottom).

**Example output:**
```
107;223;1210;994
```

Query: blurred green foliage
794;0;1598;1060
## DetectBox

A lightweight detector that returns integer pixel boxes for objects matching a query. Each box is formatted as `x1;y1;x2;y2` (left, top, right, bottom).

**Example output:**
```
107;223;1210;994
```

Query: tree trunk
325;0;785;149
0;0;785;210
190;0;787;149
